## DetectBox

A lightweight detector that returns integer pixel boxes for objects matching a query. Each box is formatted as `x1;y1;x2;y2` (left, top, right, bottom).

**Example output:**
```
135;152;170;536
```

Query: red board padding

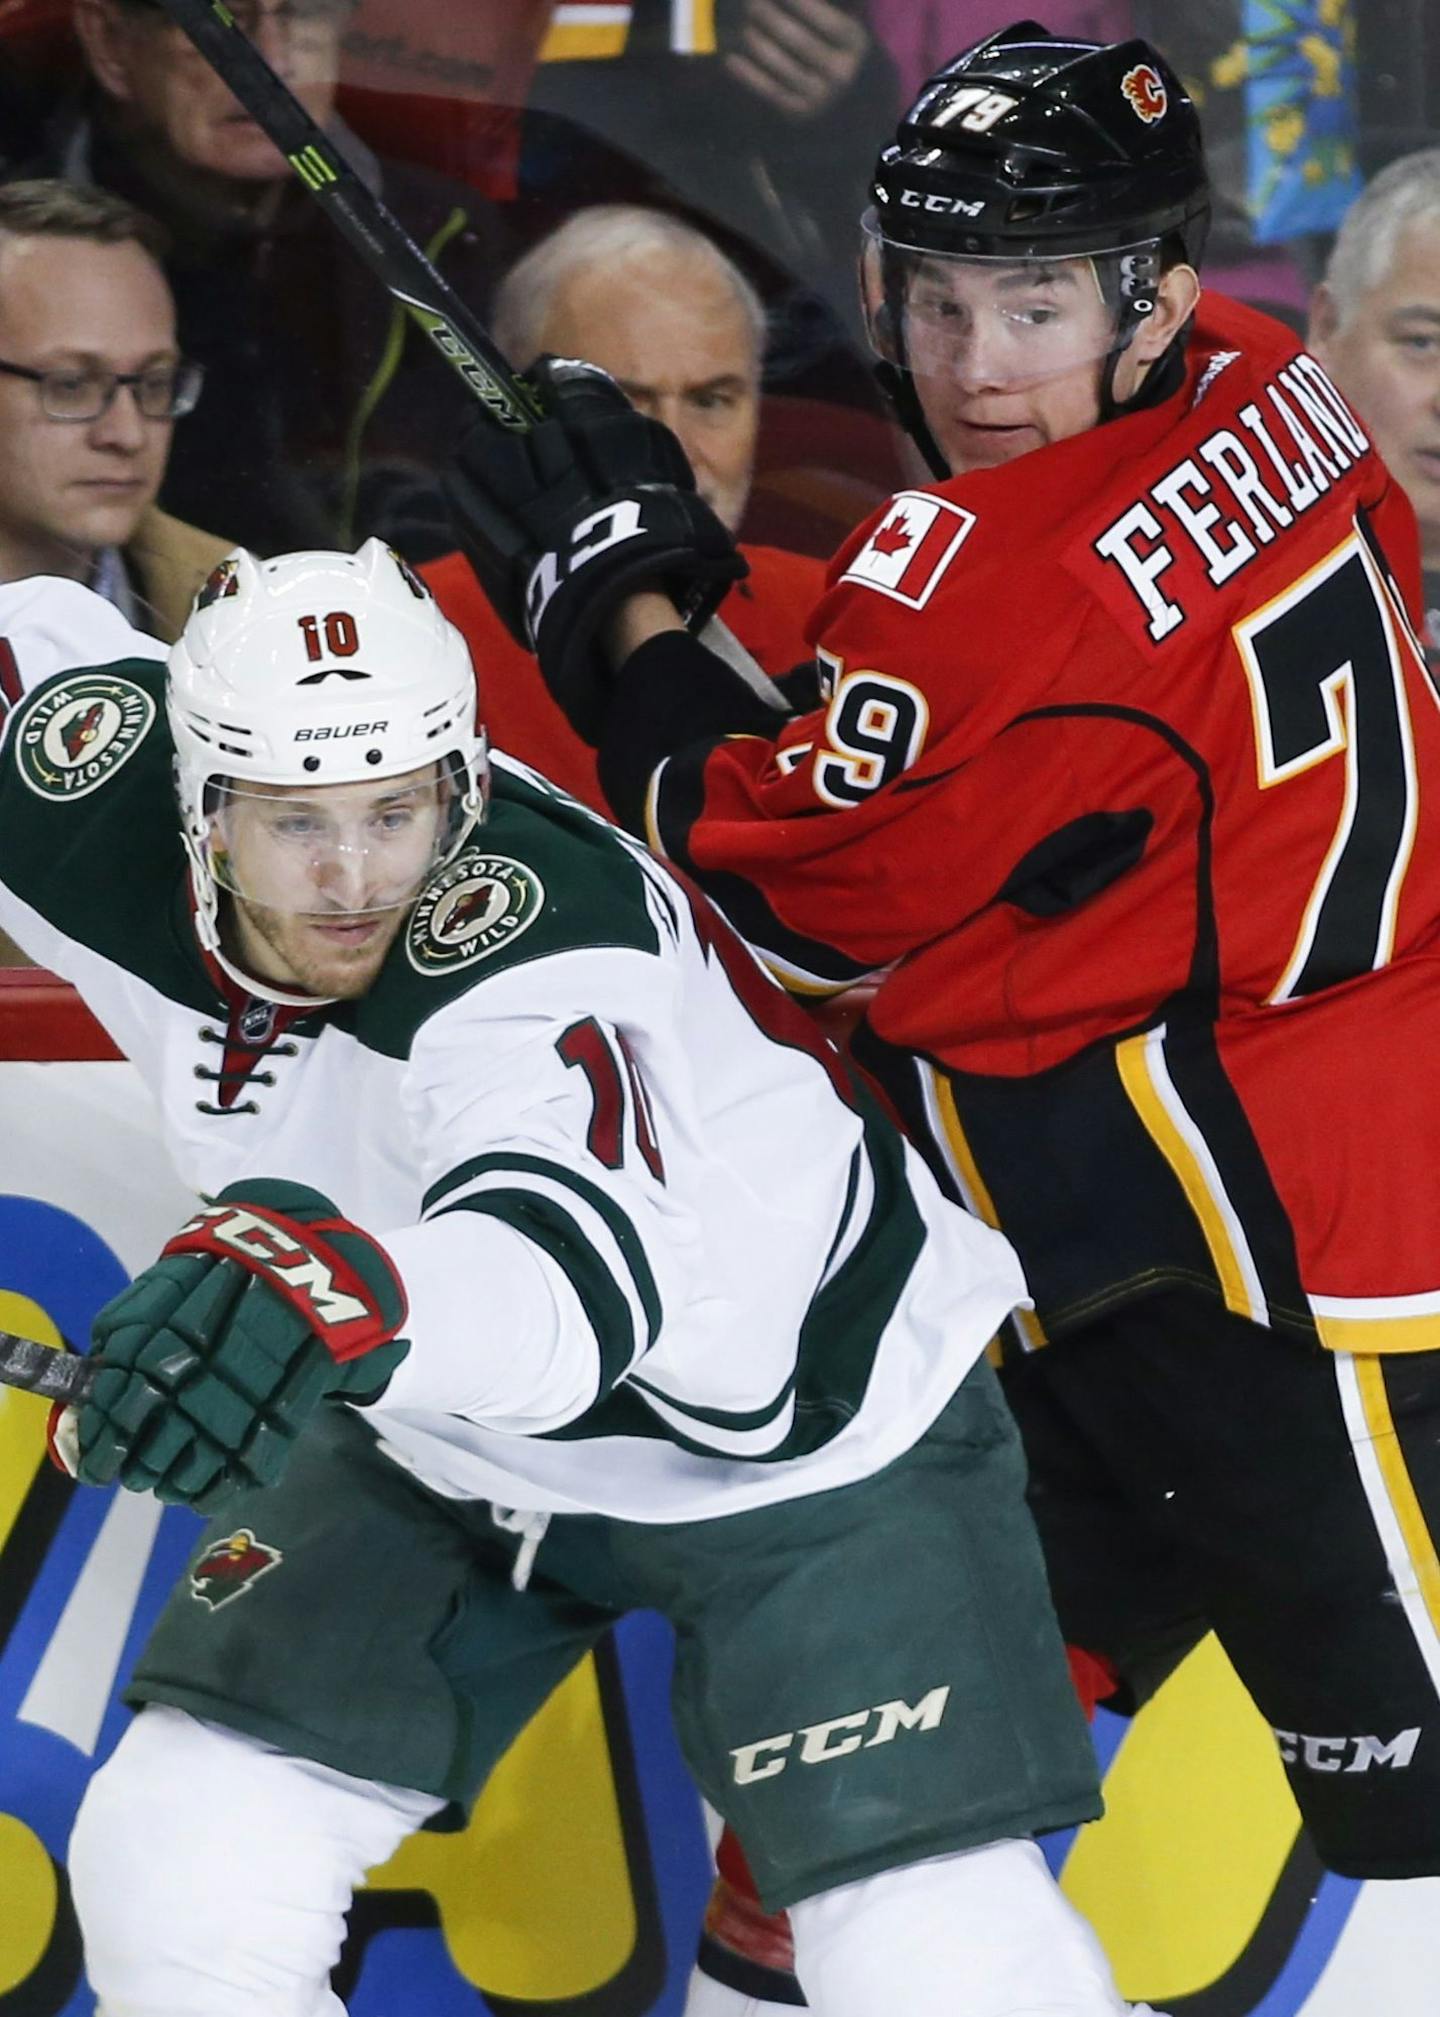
0;970;121;1062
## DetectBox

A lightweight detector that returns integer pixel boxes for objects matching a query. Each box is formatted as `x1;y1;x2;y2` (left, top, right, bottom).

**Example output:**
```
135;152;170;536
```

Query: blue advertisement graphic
0;1193;711;2016
0;1188;1402;2014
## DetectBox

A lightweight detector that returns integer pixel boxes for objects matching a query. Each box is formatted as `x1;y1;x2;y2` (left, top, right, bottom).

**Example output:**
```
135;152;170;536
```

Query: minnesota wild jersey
0;637;1025;1521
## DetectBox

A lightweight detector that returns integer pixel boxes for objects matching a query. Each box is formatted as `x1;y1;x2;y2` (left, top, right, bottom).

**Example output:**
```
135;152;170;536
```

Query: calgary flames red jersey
642;294;1440;1352
425;543;824;813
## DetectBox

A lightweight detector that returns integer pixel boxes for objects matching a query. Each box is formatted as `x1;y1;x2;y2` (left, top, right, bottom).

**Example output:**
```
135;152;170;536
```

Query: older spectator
424;205;825;811
1310;148;1440;668
0;179;228;637
496;205;765;535
26;0;513;556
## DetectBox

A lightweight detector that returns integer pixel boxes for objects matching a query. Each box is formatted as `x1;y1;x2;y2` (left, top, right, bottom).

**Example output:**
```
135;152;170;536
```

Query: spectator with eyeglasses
0;178;228;968
15;0;514;557
0;179;228;636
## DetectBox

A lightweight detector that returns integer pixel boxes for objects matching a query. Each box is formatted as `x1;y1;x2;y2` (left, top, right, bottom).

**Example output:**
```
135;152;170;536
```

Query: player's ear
1133;264;1201;367
73;0;141;102
1308;283;1341;356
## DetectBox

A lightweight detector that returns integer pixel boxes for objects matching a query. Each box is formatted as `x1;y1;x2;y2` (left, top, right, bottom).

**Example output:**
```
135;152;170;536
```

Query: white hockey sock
789;1838;1134;2017
70;1705;443;2017
683;1972;803;2017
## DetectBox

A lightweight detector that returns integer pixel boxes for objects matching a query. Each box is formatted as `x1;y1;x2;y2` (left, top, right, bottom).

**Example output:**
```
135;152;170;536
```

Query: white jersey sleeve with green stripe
358;778;1031;1521
0;690;1028;1522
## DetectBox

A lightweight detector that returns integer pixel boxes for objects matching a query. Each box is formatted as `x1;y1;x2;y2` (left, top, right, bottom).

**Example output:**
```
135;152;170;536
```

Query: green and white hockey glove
57;1181;409;1512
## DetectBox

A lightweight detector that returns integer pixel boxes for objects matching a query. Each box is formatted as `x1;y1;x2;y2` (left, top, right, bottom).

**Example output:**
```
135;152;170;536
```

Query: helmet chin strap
180;760;489;1006
873;360;951;481
1098;315;1191;425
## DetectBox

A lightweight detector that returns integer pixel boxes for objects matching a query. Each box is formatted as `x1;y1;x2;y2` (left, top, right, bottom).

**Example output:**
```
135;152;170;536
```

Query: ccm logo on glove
525;498;647;642
164;1201;395;1360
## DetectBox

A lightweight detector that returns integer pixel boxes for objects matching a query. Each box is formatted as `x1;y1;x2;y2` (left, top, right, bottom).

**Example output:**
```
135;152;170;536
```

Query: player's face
79;0;348;183
1309;219;1440;565
218;766;444;998
541;250;762;534
0;234;176;581
900;255;1124;470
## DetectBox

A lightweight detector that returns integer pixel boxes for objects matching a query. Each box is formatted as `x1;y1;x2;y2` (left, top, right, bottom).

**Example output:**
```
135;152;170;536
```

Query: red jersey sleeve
424;544;826;819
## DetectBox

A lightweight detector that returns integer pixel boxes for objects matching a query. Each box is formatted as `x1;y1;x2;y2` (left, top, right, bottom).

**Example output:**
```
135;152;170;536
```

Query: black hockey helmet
864;21;1211;471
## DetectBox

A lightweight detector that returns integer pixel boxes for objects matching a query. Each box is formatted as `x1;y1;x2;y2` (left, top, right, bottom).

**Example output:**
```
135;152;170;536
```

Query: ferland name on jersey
1092;351;1371;642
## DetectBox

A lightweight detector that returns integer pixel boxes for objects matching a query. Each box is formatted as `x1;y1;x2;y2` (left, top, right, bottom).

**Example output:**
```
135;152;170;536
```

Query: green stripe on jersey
539;1100;925;1460
433;1188;642;1397
426;1151;663;1349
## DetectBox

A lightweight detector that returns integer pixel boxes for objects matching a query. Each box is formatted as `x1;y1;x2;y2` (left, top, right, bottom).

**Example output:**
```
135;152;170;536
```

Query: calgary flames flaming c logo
1121;62;1167;123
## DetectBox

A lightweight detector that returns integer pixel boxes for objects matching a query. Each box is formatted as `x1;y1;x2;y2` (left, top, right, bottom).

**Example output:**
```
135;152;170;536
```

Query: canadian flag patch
842;493;976;609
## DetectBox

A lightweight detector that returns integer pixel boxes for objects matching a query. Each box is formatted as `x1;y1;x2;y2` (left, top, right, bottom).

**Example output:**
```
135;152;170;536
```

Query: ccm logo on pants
1273;1726;1421;1773
731;1687;950;1785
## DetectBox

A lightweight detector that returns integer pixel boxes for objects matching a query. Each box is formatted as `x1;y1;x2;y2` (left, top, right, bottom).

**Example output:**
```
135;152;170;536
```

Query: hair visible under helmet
168;540;488;965
864;19;1211;476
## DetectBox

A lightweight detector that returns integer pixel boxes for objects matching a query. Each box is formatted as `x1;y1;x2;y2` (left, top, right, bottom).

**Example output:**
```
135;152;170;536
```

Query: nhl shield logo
16;674;155;801
407;849;545;974
189;1529;283;1611
238;997;278;1046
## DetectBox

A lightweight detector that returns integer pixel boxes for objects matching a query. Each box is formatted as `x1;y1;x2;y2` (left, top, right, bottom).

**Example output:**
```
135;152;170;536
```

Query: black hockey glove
444;355;748;743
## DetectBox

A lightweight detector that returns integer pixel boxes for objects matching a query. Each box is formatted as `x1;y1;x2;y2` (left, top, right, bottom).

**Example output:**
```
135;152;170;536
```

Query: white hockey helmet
168;540;488;952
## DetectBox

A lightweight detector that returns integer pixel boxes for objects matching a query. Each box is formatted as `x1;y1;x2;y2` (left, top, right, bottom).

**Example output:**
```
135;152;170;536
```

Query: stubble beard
235;900;405;1000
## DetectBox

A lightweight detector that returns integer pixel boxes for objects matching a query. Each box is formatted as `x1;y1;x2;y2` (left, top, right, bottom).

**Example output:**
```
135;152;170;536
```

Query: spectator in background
522;0;898;348
0;178;228;968
424;206;826;812
0;180;228;638
23;0;513;557
1309;148;1440;670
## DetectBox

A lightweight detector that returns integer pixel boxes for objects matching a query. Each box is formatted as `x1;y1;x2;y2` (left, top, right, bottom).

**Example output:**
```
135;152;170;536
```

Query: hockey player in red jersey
447;19;1440;2012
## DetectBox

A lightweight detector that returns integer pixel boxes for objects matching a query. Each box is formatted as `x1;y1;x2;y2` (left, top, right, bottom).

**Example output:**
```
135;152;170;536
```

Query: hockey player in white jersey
0;544;1145;2016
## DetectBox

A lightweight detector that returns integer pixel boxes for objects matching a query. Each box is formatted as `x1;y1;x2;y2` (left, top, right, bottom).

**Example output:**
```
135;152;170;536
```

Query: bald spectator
425;206;825;811
1310;150;1440;668
23;0;512;556
0;180;228;638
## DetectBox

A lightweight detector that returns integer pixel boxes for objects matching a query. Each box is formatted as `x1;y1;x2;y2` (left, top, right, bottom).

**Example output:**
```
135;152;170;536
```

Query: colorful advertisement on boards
2;1047;1439;2013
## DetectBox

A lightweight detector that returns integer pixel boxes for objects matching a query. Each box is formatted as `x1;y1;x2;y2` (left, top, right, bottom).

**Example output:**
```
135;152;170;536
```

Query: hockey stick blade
0;1332;96;1404
151;0;543;435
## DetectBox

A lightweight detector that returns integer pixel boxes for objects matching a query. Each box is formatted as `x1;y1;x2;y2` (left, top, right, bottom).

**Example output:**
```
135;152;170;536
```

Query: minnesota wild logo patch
189;1529;282;1611
17;673;154;801
407;850;545;974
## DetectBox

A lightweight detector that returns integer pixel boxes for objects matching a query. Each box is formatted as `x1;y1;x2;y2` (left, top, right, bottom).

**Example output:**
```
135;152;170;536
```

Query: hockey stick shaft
152;0;790;709
0;1332;96;1403
151;0;543;434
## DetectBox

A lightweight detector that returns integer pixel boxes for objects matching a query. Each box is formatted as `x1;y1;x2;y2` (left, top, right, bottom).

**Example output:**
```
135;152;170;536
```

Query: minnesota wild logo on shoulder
17;672;155;801
407;848;545;974
189;1528;283;1611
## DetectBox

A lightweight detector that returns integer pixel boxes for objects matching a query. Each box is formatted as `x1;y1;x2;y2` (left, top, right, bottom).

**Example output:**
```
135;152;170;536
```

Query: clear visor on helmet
860;209;1152;392
205;761;466;918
